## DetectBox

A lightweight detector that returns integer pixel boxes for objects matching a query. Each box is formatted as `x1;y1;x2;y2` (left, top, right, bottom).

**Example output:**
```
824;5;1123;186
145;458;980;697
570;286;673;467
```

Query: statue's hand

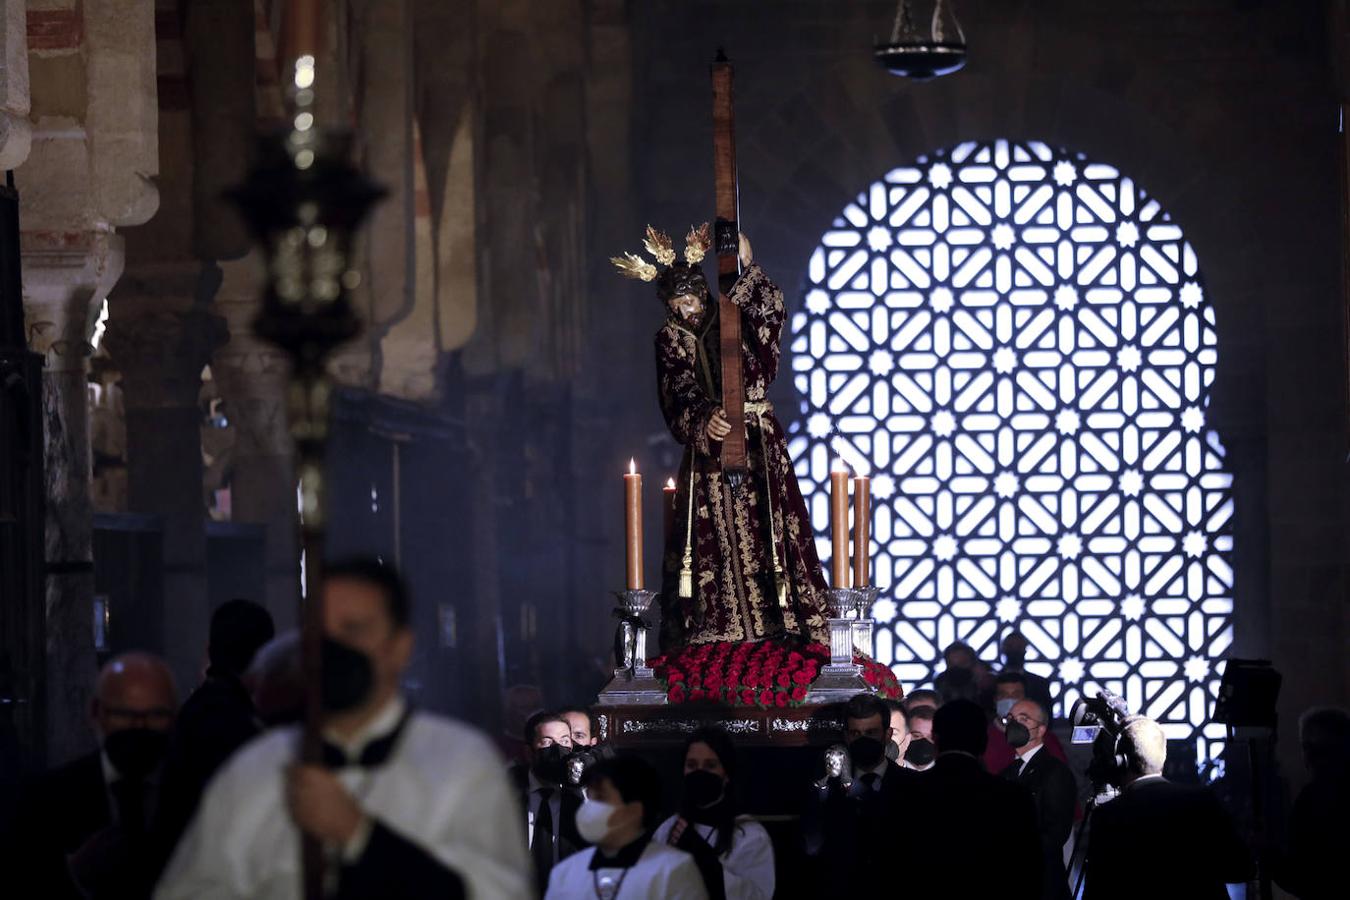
705;408;732;442
738;233;753;268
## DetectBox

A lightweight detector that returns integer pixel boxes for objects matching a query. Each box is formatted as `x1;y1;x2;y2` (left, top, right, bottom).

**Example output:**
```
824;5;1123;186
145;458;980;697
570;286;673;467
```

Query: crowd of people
0;558;1346;899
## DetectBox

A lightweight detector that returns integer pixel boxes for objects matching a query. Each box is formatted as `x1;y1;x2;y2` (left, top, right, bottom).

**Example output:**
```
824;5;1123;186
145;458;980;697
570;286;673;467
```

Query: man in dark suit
508;709;587;893
154;599;274;862
1084;716;1252;900
1002;699;1077;900
5;652;178;899
802;693;915;892
895;699;1044;900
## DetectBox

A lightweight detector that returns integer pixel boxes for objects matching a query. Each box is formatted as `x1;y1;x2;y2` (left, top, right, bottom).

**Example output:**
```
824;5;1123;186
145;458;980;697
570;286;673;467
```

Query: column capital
104;307;229;409
21;229;124;371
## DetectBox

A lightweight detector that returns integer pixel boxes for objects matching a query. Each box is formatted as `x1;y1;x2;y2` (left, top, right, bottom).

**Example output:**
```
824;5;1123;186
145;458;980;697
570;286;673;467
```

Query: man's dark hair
932;699;988;756
904;688;942;710
844;693;890;728
994;671;1028;691
943;641;976;663
208;599;275;676
908;704;937;724
324;557;411;629
582;755;665;829
523;709;571;747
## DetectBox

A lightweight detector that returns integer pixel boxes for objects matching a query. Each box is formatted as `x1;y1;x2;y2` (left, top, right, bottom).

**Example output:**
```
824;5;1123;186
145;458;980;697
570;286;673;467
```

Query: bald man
7;652;177;899
1083;716;1252;900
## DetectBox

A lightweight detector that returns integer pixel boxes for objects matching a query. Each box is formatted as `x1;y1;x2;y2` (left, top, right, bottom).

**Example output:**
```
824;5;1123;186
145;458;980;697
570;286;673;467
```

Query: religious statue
613;225;829;650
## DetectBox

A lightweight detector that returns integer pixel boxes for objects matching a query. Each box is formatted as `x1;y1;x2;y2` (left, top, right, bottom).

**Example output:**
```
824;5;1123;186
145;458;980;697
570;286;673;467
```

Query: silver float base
804;663;871;703
597;667;668;706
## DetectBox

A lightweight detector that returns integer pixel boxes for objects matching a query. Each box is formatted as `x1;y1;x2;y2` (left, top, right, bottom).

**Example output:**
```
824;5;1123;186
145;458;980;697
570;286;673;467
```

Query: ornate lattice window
787;140;1234;772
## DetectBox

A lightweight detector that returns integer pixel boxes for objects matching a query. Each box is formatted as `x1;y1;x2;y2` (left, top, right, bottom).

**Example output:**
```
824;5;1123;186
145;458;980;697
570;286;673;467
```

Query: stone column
211;253;299;630
20;230;123;764
104;275;227;691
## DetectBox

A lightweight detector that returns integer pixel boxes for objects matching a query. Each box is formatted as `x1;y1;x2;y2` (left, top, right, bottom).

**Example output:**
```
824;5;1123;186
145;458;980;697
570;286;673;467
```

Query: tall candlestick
830;464;850;589
663;477;677;552
852;474;871;588
624;459;643;590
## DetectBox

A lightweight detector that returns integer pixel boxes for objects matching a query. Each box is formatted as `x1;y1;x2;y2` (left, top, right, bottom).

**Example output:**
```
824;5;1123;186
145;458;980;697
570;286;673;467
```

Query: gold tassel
679;464;696;599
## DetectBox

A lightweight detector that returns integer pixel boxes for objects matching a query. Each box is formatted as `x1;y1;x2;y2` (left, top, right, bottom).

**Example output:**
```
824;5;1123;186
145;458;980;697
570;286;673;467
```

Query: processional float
597;52;885;748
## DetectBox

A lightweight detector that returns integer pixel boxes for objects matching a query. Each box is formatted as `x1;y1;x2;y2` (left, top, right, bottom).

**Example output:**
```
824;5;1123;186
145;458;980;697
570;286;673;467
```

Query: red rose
669;684;687;704
705;675;722;691
690;689;706;701
792;669;812;685
740;689;755;706
776;672;791;688
757;689;774;707
791;685;808;702
775;691;789;707
788;651;804;664
667;669;685;684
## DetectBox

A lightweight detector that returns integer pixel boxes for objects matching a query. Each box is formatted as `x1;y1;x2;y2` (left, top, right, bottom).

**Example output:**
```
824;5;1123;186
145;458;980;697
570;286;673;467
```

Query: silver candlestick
806;587;871;701
851;586;880;659
597;589;667;705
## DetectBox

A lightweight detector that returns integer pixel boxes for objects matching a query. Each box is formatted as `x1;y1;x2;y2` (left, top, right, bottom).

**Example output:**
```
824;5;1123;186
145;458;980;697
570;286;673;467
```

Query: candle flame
666;477;676;490
629;457;637;476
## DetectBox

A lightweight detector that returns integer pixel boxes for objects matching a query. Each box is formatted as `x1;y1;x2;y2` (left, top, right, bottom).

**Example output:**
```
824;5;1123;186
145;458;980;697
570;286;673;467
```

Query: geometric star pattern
785;140;1234;775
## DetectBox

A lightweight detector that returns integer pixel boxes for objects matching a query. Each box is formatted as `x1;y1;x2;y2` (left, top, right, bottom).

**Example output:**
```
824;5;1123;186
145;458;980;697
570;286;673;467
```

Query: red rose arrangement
648;639;903;708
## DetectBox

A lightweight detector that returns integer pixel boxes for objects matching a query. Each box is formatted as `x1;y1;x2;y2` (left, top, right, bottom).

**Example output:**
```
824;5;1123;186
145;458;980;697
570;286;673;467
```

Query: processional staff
228;1;384;896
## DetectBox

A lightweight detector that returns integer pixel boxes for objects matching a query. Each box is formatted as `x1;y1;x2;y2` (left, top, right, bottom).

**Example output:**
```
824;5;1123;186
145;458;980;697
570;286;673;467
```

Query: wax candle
624;459;643;590
663;477;677;551
853;474;871;588
830;464;850;589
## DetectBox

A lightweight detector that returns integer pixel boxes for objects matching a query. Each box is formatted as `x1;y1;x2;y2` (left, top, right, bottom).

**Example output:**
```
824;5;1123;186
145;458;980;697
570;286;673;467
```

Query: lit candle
624;459;643;590
830;463;850;589
663;477;677;551
853;473;871;588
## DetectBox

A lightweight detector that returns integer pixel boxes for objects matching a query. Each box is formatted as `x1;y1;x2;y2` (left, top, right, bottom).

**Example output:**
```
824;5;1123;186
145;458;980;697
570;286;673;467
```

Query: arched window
787;140;1234;773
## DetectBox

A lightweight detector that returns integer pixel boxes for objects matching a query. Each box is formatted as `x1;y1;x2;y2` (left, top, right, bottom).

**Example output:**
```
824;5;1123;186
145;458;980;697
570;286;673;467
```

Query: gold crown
611;223;712;282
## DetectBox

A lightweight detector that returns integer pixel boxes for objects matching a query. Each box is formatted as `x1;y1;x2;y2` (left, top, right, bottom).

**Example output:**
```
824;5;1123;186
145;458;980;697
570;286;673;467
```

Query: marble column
20;230;123;764
104;276;227;692
211;253;299;630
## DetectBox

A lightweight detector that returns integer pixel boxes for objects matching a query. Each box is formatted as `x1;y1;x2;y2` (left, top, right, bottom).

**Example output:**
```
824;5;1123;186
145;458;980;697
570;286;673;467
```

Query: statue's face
662;266;710;325
825;746;847;778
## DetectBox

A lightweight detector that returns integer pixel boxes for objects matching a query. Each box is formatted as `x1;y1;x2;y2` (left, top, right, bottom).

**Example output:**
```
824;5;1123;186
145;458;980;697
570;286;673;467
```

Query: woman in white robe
652;727;775;900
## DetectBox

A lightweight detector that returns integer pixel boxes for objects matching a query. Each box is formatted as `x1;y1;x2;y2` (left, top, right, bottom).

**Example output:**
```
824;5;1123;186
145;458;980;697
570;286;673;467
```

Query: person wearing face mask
801;693;913;892
559;706;599;748
985;672;1069;774
156;558;530;899
902;705;938;771
546;755;708;899
652;727;774;900
507;710;587;892
7;652;178;899
1000;700;1077;900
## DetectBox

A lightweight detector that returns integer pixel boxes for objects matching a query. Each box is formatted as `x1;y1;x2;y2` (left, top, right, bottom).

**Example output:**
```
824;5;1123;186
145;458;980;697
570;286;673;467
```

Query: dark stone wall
625;0;1349;778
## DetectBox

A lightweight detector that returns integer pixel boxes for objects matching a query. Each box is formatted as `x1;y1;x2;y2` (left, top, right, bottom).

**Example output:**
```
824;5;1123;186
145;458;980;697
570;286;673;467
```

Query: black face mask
1006;720;1031;750
849;736;886;770
904;738;936;767
531;744;568;785
885;739;900;762
321;636;375;714
683;769;726;810
103;728;169;780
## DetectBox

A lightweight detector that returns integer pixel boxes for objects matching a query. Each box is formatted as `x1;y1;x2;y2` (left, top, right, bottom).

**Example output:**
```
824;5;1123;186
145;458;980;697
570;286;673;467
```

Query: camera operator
801;693;912;892
1001;700;1076;900
1083;716;1252;900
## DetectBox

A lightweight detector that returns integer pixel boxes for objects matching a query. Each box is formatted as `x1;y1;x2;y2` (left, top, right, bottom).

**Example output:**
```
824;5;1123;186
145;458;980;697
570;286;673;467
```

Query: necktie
531;787;556;884
861;772;881;792
1013;757;1025;778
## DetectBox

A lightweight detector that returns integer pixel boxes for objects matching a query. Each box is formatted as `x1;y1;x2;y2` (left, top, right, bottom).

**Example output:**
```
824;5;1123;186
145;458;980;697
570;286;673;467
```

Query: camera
565;742;617;787
1070;690;1133;790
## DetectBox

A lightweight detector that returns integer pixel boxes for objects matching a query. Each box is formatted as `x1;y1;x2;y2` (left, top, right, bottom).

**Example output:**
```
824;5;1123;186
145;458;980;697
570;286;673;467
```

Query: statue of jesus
614;226;829;650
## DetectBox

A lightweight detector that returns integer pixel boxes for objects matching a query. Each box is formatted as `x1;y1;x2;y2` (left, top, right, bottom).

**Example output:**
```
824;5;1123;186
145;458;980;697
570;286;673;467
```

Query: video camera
565;741;617;787
1069;689;1133;790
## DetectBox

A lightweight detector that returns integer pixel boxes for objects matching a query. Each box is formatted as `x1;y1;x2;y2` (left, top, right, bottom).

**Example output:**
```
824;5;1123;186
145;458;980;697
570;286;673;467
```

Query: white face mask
575;798;620;844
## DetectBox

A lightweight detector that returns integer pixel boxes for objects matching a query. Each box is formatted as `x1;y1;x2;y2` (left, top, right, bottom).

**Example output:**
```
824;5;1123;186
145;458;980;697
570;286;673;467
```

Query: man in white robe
155;559;530;900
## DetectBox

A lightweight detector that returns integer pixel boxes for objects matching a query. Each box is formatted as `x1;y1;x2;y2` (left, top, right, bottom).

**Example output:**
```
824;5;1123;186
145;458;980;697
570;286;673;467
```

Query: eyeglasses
1010;713;1046;727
